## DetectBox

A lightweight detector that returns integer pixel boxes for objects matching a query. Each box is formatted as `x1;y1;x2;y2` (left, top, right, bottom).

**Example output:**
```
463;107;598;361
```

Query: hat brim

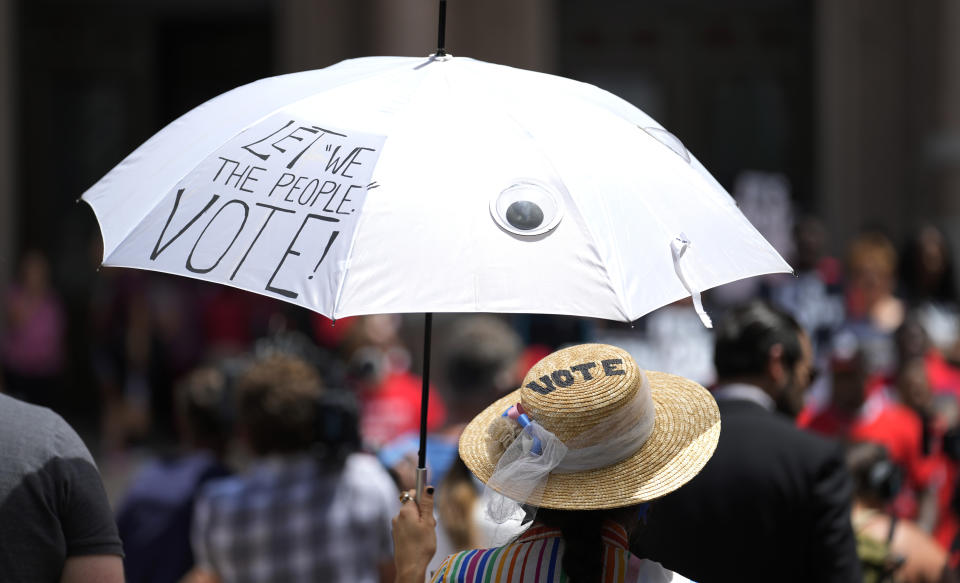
459;370;720;510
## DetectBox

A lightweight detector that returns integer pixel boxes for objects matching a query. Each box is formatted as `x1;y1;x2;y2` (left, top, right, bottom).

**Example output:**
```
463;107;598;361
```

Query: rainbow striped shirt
429;521;635;583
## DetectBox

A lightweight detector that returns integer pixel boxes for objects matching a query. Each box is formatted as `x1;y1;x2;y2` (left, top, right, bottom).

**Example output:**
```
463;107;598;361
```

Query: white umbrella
82;51;791;498
83;54;790;326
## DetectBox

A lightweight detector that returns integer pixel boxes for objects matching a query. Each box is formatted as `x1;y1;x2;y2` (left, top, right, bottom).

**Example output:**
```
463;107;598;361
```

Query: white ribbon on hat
484;371;656;523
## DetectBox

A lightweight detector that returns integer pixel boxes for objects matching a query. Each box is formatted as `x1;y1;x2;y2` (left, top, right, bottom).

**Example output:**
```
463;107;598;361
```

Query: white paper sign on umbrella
105;113;385;314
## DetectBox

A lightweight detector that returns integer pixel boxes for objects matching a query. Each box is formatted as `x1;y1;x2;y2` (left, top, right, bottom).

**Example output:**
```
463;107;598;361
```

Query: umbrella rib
329;224;355;319
330;60;442;319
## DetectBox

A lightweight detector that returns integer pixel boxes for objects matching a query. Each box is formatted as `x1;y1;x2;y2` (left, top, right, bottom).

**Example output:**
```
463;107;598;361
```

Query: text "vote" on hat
525;359;625;395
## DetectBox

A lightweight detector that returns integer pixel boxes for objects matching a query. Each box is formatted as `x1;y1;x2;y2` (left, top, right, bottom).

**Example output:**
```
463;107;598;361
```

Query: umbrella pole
416;312;433;502
436;0;447;56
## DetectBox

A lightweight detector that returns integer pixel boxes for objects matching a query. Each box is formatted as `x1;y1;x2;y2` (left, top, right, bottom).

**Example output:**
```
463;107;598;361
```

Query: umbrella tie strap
671;234;713;328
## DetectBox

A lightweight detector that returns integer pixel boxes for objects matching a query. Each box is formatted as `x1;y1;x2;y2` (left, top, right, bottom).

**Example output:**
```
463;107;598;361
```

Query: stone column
368;0;436;57
930;0;960;263
447;0;557;72
0;0;16;323
273;0;359;73
815;0;914;254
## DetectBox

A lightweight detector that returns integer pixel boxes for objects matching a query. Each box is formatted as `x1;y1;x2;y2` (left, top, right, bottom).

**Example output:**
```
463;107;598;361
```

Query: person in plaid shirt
188;354;399;583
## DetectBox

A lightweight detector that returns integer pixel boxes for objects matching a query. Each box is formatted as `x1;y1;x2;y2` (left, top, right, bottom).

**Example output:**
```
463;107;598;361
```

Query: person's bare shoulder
860;511;946;583
890;519;947;583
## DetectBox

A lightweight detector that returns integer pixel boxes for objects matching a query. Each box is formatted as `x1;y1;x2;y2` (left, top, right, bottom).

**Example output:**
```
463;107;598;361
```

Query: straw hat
459;343;720;509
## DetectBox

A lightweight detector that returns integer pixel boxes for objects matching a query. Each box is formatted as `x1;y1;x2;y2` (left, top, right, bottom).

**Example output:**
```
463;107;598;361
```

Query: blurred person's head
254;329;346;389
936;393;960;429
441;316;522;420
236;354;323;456
714;300;812;417
937;395;960;463
845;441;903;508
895;317;931;364
342;314;405;355
895;357;932;415
19;250;51;295
847;231;898;314
312;389;362;468
346;345;387;392
174;366;233;455
343;315;411;393
829;333;868;413
900;224;958;303
793;215;828;272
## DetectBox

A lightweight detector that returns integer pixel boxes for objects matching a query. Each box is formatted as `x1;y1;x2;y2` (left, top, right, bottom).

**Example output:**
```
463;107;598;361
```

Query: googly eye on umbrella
490;180;563;237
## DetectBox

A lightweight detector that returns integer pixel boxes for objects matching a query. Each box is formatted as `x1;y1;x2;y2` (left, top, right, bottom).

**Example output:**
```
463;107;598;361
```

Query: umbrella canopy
83;55;791;325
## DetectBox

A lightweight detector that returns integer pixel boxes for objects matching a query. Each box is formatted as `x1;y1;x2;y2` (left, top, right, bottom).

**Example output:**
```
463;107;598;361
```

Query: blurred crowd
3;214;960;582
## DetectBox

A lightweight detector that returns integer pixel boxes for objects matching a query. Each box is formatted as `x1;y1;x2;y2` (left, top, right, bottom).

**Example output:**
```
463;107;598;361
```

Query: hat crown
520;344;642;442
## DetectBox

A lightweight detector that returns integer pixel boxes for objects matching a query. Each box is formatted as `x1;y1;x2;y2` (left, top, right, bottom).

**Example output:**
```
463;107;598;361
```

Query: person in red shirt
896;357;959;549
798;352;955;541
896;317;960;401
354;353;447;449
800;345;871;438
345;315;447;449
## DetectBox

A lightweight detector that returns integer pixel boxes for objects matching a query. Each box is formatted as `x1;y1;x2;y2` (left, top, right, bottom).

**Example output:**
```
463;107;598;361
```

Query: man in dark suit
632;300;861;582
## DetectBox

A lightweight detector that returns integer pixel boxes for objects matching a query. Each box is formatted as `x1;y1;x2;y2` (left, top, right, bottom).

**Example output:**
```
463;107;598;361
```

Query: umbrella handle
415;467;428;504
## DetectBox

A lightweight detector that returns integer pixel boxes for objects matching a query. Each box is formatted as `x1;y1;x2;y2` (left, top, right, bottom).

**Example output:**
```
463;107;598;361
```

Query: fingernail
426;486;434;495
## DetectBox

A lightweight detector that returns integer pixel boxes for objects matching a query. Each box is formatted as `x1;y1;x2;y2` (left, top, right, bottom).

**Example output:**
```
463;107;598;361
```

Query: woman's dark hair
535;508;608;583
713;300;803;379
899;224;958;303
174;366;233;451
845;441;903;506
311;388;361;468
442;316;521;398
